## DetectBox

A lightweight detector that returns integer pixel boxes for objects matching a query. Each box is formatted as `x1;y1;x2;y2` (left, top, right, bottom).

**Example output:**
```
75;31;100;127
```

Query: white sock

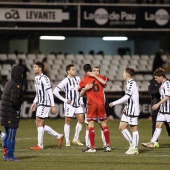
64;124;70;142
101;130;106;147
44;125;61;139
37;126;44;148
151;128;162;143
121;129;133;144
0;132;5;138
132;131;139;148
85;129;90;147
73;122;83;140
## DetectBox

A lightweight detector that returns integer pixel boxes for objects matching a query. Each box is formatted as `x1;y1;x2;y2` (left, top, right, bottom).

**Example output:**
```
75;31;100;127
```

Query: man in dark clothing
18;59;29;93
148;71;170;148
152;49;165;73
0;66;24;162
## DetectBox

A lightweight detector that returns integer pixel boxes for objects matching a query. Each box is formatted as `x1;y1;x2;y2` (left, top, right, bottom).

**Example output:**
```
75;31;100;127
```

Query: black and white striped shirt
159;79;170;114
34;73;55;107
53;76;83;107
124;79;140;117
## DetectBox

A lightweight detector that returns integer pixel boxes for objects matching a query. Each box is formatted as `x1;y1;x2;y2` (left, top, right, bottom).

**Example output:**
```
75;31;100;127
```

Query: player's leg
0;130;5;147
129;124;139;154
151;108;159;148
142;112;164;149
85;104;97;152
99;123;106;149
30;106;49;150
64;117;72;146
82;114;90;152
3;128;8;160
119;114;132;144
64;104;75;146
100;120;110;151
72;112;84;146
44;125;64;148
98;104;111;151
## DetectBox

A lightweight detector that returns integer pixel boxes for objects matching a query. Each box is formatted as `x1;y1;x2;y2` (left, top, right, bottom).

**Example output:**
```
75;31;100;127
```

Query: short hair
35;61;44;72
83;64;92;73
153;69;166;78
66;64;74;72
155;67;165;72
125;68;135;77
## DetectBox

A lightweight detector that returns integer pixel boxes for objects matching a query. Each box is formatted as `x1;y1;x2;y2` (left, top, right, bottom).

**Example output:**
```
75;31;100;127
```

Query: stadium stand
1;53;170;92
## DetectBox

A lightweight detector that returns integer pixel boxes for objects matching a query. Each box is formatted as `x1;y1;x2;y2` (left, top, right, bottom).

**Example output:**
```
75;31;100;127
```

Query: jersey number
92;80;99;92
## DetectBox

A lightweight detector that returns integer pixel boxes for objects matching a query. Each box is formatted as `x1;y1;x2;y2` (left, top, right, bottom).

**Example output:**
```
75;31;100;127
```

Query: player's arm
79;84;93;97
152;96;170;110
53;79;69;103
87;72;106;86
109;94;130;107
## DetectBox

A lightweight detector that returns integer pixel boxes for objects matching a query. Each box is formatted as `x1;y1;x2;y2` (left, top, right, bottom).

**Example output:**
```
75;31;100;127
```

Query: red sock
102;126;110;147
89;127;95;149
4;148;7;156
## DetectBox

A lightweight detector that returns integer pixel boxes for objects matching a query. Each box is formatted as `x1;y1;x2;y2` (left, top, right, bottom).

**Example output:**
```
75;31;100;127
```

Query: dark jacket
0;66;24;129
148;78;161;115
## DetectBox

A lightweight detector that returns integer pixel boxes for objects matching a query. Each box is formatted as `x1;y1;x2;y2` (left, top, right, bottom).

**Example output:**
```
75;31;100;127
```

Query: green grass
1;119;170;170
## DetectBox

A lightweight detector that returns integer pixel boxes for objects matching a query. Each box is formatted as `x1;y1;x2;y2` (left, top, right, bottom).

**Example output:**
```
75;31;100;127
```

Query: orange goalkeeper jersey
79;74;108;105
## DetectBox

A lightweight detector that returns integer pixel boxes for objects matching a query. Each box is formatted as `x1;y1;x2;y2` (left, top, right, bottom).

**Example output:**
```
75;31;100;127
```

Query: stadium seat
134;74;144;80
94;54;103;60
47;54;56;60
66;54;75;60
8;54;17;60
57;54;66;60
75;54;84;61
131;55;140;60
141;55;149;60
18;54;26;60
27;54;36;60
122;55;131;60
37;54;46;61
113;55;121;60
0;54;7;60
103;55;112;60
85;54;94;60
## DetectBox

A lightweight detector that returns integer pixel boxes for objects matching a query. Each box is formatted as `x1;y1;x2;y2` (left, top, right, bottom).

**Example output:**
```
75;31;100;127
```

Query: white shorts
36;106;50;118
64;104;84;117
121;114;138;126
157;112;170;122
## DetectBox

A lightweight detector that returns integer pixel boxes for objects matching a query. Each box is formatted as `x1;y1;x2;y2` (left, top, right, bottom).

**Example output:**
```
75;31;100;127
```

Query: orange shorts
86;103;107;121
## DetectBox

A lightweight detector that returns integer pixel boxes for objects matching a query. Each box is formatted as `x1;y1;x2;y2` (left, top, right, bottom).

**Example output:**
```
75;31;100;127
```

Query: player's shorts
86;103;107;122
64;104;84;117
36;106;50;118
121;114;138;126
84;113;102;125
157;112;170;123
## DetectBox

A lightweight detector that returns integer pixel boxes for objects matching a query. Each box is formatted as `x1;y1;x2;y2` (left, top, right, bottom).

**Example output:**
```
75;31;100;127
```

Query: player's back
80;75;105;105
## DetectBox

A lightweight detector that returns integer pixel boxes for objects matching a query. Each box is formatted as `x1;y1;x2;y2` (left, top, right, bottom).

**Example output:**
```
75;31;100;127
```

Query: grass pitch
1;119;170;170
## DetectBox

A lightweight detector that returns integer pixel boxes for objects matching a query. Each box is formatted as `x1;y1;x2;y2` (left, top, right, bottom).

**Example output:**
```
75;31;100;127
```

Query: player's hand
84;83;93;90
81;103;85;107
87;72;95;77
31;103;37;111
122;107;126;113
109;102;114;107
152;103;159;110
51;106;57;114
67;99;71;104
